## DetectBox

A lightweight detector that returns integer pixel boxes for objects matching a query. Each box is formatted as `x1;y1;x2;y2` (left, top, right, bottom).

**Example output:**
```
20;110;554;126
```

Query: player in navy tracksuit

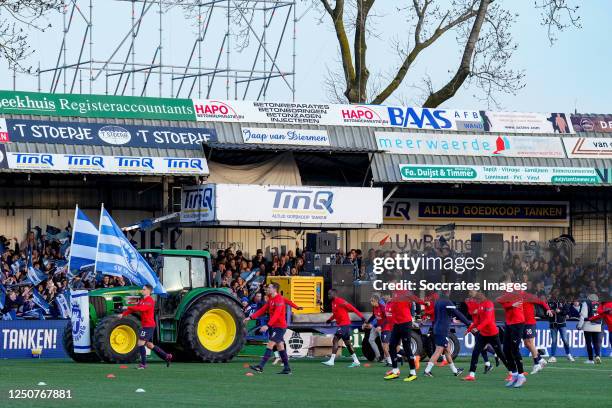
423;292;470;377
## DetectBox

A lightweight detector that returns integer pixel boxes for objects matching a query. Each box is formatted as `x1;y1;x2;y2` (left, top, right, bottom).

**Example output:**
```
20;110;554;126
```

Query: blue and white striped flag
68;206;99;279
55;290;71;318
95;207;166;294
27;264;47;286
0;284;6;310
32;290;51;315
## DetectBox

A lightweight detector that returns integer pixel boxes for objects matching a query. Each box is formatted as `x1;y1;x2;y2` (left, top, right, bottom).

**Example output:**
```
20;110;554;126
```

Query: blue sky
1;0;610;113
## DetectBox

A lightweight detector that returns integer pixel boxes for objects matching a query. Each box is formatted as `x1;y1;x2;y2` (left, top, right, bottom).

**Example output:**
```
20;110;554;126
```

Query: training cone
243;363;250;368
106;374;116;379
37;382;47;386
135;388;146;393
245;372;254;377
415;356;420;370
364;363;371;368
119;365;128;369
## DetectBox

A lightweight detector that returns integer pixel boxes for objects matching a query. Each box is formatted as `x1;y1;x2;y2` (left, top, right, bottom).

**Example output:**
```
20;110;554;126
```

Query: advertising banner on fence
563;137;612;158
375;132;565;158
241;127;330;146
181;185;216;222
570;114;612;133
0;90;194;121
4;119;216;150
0;117;8;142
398;164;610;185
215;184;383;225
192;99;483;131
5;152;209;176
479;111;574;134
383;198;569;227
0;319;69;358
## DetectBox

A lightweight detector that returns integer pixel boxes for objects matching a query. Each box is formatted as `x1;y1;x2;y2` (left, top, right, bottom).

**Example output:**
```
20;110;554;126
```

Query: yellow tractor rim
110;325;137;355
197;309;236;352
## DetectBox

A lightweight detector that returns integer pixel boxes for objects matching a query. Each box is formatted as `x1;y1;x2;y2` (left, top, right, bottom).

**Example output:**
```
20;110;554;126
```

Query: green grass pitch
0;356;610;408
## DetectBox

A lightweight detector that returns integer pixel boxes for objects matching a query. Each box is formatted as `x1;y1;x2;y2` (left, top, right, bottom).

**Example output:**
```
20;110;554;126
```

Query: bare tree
315;0;581;107
0;0;61;71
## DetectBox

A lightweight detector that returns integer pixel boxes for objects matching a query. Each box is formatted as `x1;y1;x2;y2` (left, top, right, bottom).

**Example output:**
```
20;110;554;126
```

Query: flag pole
93;203;104;277
67;204;79;278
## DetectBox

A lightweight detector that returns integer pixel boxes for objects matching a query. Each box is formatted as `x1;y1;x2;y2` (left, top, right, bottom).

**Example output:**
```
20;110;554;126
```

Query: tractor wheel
62;322;100;363
410;330;424;358
181;295;246;362
161;344;195;362
93;315;140;363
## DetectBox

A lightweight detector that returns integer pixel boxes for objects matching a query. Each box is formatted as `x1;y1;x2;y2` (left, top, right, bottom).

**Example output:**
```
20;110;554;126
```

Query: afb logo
387;107;453;130
269;188;334;214
193;100;244;121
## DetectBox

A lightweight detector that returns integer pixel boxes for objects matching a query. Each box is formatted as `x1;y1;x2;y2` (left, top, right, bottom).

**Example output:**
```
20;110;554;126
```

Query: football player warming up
244;282;302;375
122;284;173;369
322;289;365;368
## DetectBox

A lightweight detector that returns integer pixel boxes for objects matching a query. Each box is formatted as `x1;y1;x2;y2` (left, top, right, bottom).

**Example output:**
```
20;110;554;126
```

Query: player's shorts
335;325;352;341
269;328;286;343
381;330;391;344
434;334;449;347
522;324;536;339
504;323;524;344
139;327;154;342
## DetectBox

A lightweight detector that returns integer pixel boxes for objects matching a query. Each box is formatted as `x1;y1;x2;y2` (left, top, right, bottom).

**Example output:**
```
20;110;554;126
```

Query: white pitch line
543;366;611;372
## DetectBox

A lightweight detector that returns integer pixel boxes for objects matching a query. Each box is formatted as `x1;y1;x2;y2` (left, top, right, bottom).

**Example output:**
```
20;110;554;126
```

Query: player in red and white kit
322;288;365;368
244;282;302;374
463;291;509;381
497;291;527;387
383;290;420;382
522;291;553;374
121;284;172;369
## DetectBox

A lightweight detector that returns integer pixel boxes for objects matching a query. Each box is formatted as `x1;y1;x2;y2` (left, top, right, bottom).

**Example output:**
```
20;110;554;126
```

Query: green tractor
63;249;246;363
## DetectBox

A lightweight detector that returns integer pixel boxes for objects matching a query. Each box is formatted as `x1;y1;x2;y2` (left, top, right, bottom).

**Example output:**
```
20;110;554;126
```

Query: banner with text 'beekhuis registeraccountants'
0;91;194;121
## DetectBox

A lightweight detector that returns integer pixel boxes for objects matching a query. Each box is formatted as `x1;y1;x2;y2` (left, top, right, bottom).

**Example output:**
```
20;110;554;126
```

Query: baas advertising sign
215;184;382;225
4;119;216;150
375;132;565;158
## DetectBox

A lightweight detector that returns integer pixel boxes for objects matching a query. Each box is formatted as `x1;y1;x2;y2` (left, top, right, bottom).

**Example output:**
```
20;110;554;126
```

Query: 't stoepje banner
70;290;91;353
398;164;611;185
4;118;216;150
0;90;194;121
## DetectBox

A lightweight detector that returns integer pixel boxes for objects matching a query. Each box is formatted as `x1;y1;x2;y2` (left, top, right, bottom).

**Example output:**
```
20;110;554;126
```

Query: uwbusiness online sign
375;132;565;158
0;91;194;121
398;164;611;185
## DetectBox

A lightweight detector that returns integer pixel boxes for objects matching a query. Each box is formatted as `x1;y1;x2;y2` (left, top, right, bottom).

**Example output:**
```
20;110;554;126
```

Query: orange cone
415;355;421;370
245;372;254;376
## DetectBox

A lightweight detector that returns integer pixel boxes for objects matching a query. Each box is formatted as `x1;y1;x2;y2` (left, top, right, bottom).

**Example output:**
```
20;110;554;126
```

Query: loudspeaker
306;233;338;253
470;233;503;284
304;252;336;272
330;264;354;287
354;281;374;311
